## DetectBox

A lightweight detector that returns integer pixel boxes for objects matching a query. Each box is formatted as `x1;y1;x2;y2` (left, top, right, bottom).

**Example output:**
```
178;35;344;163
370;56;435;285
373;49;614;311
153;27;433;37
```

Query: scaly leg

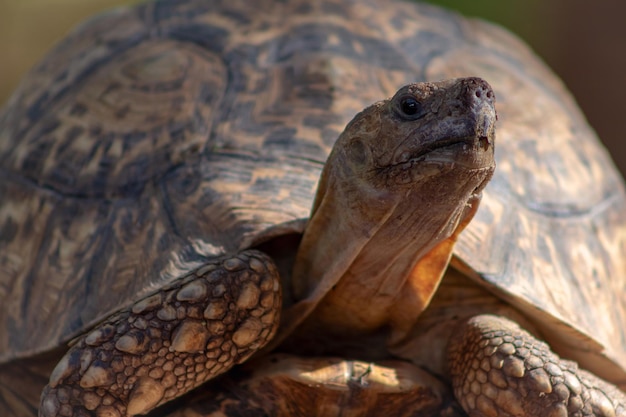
39;250;281;417
448;315;626;417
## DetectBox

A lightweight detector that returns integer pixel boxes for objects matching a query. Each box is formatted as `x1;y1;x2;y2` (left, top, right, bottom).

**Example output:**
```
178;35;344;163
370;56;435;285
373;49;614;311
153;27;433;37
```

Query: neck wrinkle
269;168;398;347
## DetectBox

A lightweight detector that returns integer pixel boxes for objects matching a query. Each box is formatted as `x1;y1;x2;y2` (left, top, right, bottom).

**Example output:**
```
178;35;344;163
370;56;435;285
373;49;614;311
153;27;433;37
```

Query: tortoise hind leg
448;315;625;417
39;250;281;417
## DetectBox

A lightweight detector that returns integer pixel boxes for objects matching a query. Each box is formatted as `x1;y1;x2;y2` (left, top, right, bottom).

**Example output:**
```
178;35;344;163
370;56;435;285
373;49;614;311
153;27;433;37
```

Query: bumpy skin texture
39;250;281;417
449;315;626;417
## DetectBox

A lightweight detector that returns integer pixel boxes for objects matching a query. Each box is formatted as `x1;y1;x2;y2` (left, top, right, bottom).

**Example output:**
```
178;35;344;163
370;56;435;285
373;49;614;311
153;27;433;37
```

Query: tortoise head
335;77;495;190
281;77;496;345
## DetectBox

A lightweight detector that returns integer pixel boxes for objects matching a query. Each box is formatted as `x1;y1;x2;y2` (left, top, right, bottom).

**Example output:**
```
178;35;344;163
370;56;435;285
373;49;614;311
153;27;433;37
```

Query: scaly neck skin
275;78;496;349
291;148;483;338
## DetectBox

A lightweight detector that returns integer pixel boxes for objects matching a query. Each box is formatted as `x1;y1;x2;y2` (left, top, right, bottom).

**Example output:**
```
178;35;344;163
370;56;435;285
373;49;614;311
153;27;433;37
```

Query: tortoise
1;0;626;416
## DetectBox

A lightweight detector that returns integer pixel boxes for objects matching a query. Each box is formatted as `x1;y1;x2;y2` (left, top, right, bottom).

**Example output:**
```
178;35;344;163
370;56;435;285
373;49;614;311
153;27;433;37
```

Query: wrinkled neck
267;144;485;354
286;157;478;339
290;164;401;305
295;189;471;336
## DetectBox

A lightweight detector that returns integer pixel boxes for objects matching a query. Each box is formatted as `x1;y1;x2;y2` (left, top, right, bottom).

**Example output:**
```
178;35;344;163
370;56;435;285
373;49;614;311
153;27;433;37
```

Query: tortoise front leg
39;250;281;417
448;315;626;417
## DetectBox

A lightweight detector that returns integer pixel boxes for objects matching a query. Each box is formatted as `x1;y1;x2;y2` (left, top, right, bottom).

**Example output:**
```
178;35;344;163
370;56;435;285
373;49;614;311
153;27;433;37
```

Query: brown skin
280;77;495;347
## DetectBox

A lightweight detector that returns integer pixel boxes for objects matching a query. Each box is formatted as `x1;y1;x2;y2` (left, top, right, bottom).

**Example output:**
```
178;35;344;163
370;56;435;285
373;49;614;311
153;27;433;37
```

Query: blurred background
1;0;624;175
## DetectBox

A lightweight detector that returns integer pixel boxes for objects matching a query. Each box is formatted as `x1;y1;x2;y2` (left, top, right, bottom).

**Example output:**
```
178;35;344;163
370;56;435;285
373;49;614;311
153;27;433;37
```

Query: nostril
463;77;495;104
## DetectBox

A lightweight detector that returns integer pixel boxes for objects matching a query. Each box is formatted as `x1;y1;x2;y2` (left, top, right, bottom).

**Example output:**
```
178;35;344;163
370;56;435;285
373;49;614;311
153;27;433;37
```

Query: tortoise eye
397;95;424;119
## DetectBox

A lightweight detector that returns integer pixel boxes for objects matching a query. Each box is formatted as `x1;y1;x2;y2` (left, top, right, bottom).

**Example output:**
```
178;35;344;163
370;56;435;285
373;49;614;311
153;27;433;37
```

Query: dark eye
398;96;423;119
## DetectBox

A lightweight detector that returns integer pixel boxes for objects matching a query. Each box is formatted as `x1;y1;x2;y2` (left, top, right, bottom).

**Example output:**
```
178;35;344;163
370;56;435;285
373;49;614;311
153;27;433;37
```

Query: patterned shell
1;0;626;387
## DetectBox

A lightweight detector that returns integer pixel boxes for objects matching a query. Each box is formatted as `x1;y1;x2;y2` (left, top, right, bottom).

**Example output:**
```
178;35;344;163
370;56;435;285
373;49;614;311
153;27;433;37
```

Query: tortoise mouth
380;133;495;187
392;134;494;170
